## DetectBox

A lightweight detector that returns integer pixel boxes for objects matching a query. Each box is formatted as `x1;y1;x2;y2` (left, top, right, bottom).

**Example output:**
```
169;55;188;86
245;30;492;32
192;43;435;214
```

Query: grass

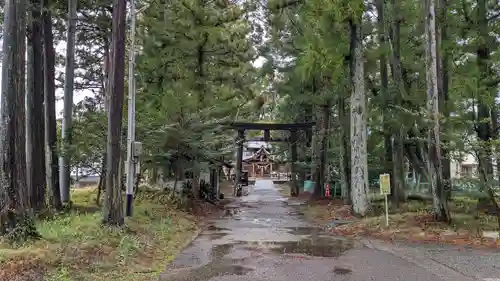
302;197;499;247
0;187;199;281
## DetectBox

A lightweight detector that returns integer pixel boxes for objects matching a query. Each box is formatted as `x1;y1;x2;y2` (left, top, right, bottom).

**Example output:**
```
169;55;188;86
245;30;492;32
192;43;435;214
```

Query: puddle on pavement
206;225;230;231
201;225;231;240
200;231;228;240
244;236;353;258
159;263;254;281
286;201;306;206
286;226;324;236
288;211;305;216
223;207;240;217
210;243;235;259
333;266;352;275
239;202;257;208
161;244;254;281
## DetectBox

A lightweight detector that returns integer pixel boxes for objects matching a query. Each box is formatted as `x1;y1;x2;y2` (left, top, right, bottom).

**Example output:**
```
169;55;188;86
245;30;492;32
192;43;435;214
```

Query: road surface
159;179;500;281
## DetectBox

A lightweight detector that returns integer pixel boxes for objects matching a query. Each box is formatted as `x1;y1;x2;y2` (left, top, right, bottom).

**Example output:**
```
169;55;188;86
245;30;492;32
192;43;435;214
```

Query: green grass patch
0;187;199;281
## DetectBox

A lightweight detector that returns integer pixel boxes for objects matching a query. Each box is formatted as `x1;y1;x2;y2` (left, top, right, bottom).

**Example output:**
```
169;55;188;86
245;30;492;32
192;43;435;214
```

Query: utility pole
125;1;150;216
125;0;137;217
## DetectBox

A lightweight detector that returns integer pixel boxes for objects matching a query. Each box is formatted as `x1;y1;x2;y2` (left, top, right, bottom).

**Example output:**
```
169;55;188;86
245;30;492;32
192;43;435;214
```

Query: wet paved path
159;180;500;281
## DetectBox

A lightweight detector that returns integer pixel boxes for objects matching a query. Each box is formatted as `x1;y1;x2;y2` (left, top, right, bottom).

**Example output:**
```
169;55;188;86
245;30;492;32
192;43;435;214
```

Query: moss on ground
0;188;199;281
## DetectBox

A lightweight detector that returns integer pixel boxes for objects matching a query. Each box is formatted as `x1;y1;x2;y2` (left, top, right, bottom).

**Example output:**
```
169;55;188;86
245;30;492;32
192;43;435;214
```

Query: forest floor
0;183;233;281
278;184;500;248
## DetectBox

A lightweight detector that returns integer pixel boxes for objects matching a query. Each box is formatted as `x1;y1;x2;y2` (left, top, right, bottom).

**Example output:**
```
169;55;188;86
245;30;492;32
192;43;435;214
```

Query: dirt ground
301;197;500;248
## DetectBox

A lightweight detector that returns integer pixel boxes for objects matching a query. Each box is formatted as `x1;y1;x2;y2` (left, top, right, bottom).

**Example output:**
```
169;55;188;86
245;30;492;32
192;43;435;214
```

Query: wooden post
216;166;221;197
290;129;298;196
234;129;244;196
264;129;270;141
209;167;216;191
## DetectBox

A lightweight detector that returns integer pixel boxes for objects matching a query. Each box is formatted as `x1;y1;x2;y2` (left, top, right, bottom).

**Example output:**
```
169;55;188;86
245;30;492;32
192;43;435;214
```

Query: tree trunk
475;0;499;229
96;152;106;205
312;103;323;198
26;0;46;212
60;0;77;204
338;96;351;203
97;34;111;206
392;130;406;200
103;0;127;226
424;0;450;222
377;0;403;206
0;0;37;238
290;129;298;196
475;0;494;179
349;18;369;216
313;102;330;198
149;167;158;185
389;0;407;204
491;108;500;183
437;0;451;200
42;0;62;211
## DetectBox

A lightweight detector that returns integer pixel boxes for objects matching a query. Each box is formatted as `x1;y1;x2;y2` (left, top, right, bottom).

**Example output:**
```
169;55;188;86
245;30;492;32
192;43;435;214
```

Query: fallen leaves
303;199;500;248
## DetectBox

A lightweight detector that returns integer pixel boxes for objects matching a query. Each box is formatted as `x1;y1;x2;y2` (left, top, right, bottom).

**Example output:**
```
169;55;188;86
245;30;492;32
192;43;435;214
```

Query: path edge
169;196;237;262
360;239;476;281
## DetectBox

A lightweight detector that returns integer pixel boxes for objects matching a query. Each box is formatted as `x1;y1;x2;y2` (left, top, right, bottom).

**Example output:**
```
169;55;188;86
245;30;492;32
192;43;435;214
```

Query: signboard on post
379;173;391;195
379;173;391;227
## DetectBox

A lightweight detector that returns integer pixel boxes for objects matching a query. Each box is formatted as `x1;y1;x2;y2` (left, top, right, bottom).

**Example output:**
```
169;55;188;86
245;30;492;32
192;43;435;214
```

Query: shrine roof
243;145;274;163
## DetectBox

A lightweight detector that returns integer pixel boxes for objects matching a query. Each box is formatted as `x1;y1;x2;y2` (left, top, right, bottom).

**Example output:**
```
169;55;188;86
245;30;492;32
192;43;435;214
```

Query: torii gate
228;122;315;196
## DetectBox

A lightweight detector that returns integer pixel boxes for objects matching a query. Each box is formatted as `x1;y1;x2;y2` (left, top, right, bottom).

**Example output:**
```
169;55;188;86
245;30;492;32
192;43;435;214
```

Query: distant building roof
243;145;275;163
246;140;271;149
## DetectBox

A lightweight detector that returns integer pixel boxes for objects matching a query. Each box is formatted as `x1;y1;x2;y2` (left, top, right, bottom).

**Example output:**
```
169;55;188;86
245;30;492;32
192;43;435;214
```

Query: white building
450;154;478;179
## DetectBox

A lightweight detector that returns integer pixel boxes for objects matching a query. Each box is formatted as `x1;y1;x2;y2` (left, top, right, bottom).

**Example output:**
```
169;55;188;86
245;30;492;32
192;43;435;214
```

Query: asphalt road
159;179;500;281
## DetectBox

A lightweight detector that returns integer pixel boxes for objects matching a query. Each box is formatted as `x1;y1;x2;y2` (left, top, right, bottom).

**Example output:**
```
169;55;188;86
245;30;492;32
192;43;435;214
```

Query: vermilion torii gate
228;122;315;196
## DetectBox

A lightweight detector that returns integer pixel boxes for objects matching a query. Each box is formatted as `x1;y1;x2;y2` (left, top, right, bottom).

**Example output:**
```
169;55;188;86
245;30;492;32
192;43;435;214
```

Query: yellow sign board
379;174;391;195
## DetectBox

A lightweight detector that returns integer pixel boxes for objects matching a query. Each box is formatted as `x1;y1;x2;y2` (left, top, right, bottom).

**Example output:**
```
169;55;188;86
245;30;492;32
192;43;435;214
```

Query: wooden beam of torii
225;122;315;130
226;121;315;197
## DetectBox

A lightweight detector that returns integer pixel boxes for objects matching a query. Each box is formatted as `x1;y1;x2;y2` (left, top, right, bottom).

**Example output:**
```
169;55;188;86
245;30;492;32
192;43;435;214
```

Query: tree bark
388;0;407;204
26;0;46;212
42;0;62;211
313;102;330;198
349;18;369;216
60;0;78;204
424;0;450;222
338;96;351;203
103;0;127;226
377;0;403;206
290;129;299;196
312;103;322;198
437;0;451;199
97;36;111;206
474;0;499;229
0;0;36;237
